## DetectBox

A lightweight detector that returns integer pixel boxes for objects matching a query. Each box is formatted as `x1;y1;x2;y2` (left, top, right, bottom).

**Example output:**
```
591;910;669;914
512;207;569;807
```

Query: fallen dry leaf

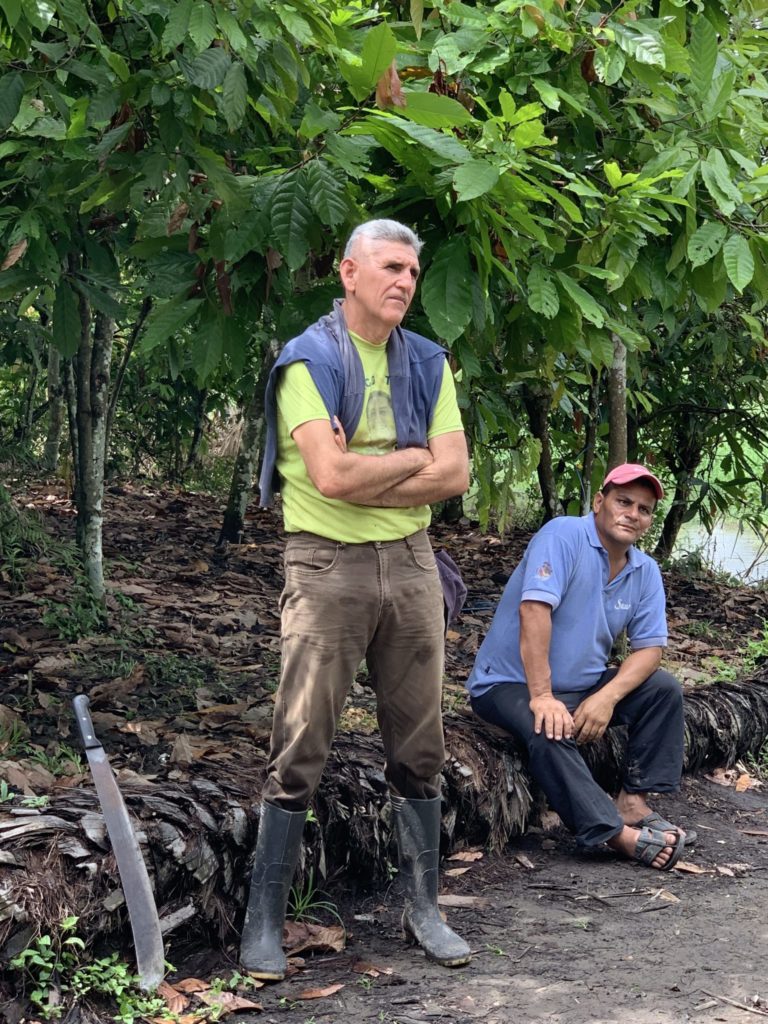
169;734;219;765
151;1015;204;1024
673;861;715;874
716;865;735;877
284;921;346;956
445;866;471;877
172;978;212;994
198;991;263;1012
539;810;562;831
514;853;536;870
654;888;680;903
704;768;739;787
352;961;394;978
296;983;345;1000
738;829;768;837
438;894;490;908
157;980;190;1014
448;850;483;863
735;773;757;792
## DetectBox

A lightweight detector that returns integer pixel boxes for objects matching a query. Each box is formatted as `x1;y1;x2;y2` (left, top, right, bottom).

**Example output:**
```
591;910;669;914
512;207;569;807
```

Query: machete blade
73;695;165;991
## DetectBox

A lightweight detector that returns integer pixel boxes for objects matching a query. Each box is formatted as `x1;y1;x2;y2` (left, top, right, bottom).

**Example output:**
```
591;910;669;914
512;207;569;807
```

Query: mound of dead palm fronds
2;669;767;961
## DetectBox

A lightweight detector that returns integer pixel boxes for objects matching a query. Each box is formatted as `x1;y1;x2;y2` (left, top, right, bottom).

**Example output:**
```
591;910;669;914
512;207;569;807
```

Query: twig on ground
700;990;768;1017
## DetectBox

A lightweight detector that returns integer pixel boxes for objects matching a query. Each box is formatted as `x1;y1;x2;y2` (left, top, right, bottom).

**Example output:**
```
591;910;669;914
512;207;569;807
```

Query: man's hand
529;695;574;741
572;690;617;744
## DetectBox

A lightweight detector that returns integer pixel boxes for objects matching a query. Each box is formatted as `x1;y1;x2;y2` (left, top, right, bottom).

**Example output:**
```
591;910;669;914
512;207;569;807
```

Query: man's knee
645;668;683;708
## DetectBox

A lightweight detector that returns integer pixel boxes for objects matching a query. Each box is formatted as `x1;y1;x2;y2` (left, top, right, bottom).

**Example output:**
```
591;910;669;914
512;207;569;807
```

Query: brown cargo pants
261;529;447;809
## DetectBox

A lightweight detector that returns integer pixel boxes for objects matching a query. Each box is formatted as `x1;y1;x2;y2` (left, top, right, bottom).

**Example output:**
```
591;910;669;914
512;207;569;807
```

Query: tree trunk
63;358;79;497
218;341;278;544
653;428;704;560
522;380;561;521
107;296;152;453
16;359;39;442
73;307;115;603
580;366;601;515
607;333;627;470
185;388;208;474
41;345;64;473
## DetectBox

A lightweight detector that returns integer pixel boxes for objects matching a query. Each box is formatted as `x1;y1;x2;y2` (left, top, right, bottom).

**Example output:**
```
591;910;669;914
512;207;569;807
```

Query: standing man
241;219;471;978
467;464;693;871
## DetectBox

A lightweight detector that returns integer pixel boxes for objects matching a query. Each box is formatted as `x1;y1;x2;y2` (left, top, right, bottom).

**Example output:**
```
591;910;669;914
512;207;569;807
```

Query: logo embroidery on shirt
615;599;631;610
536;562;553;579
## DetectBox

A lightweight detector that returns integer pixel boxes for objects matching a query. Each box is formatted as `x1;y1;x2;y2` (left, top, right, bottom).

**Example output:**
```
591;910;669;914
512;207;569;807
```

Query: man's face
593;481;656;551
340;238;420;339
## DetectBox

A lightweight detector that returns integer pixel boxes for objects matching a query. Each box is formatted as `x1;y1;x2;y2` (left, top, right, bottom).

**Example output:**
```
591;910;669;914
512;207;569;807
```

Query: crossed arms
519;600;662;744
290;416;469;507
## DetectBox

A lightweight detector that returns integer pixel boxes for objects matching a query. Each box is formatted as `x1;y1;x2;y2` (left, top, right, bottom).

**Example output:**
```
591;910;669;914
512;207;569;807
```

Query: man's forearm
599;647;663;703
519;601;555;698
354;463;466;506
354;431;469;507
327;446;434;502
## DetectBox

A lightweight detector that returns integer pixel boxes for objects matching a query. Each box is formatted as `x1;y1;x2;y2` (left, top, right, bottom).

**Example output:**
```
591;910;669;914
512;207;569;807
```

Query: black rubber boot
240;802;306;980
392;795;471;967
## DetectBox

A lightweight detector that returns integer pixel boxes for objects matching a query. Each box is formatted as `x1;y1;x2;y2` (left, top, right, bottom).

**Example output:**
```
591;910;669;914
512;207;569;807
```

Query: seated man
466;463;694;870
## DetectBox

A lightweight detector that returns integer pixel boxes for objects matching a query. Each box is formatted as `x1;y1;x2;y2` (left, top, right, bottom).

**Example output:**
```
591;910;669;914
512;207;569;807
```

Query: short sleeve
277;362;329;435
519;523;580;611
627;562;668;649
427;361;464;439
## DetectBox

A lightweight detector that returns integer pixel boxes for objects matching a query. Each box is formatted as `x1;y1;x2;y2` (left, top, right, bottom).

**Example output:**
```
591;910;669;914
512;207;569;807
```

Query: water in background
676;518;768;584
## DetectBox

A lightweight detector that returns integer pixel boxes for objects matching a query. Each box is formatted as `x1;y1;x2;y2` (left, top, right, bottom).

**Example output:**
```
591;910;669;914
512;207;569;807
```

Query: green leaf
555;273;605;327
0;0;21;29
386;119;470;165
0;73;25;132
270;170;313;271
21;0;54;32
186;47;231;89
531;79;560;110
304;160;347;228
700;150;741;217
702;68;734;121
222;62;247;131
603;162;623;189
687;221;727;268
689;16;717;100
722;235;754;292
53;282;82;358
453;160;499;202
298;102;341;140
399;91;476;130
527;266;559;319
162;0;192;52
340;22;397;101
188;0;217;52
690;255;727;314
411;0;424;39
140;298;202;353
421;237;473;343
192;315;224;385
614;25;665;67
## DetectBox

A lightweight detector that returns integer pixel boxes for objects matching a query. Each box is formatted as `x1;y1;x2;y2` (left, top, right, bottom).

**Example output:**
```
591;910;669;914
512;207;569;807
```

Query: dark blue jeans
470;669;684;847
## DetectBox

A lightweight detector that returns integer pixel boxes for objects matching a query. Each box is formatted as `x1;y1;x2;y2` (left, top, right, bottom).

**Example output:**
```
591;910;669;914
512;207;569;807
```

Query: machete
73;694;165;991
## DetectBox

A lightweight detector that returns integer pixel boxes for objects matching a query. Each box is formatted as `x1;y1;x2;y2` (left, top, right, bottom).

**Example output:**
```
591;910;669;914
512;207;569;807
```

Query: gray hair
343;218;423;259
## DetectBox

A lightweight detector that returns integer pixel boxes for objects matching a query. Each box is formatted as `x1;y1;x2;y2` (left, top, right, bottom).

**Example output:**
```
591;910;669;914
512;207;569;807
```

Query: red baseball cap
602;463;664;500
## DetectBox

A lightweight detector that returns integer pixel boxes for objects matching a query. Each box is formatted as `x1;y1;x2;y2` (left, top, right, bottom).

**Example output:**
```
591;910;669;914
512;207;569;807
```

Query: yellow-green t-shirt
276;333;463;542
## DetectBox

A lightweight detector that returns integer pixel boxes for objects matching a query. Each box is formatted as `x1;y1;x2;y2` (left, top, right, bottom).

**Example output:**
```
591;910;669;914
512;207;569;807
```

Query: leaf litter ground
1;482;767;1023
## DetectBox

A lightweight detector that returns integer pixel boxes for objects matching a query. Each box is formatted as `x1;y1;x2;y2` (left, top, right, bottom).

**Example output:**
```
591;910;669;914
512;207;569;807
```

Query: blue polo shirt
466;513;667;698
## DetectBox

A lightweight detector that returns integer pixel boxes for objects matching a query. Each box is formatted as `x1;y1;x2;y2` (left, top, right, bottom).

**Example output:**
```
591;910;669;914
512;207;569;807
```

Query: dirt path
193;777;768;1024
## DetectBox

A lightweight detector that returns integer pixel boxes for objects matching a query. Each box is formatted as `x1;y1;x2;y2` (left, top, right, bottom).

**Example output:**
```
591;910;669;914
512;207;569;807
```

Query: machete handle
73;694;102;750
